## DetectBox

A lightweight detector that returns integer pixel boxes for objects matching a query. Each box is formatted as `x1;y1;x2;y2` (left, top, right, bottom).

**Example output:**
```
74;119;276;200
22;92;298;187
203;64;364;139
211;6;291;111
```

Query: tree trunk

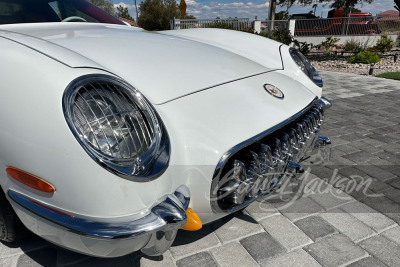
268;0;277;31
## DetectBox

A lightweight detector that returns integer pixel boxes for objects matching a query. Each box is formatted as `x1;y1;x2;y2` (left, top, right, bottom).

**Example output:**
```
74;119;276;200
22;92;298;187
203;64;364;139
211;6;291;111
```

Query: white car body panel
0;35;314;218
161;28;283;70
157;71;316;223
1;23;277;105
0;20;329;257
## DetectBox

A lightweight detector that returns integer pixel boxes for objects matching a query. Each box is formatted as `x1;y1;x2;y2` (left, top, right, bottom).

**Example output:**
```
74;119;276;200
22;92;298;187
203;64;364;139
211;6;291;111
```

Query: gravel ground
309;51;400;76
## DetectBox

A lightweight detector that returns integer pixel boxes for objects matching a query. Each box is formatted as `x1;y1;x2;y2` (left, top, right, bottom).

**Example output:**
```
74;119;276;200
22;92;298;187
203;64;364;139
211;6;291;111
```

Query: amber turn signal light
6;167;55;193
182;208;202;231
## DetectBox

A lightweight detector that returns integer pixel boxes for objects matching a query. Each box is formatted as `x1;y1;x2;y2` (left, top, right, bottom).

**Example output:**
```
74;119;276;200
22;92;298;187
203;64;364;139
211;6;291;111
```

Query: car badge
264;84;284;99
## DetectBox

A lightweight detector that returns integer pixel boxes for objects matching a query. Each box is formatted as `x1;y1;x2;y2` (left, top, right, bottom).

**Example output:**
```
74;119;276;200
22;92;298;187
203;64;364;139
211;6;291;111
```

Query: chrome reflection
211;99;332;213
8;185;190;256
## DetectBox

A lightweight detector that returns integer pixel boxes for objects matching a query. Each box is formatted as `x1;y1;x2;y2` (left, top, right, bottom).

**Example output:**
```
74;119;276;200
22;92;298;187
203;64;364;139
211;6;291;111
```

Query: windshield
0;0;124;25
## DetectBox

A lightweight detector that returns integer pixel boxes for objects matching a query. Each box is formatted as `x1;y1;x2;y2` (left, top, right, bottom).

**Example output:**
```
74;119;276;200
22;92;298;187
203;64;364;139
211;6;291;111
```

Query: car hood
0;23;283;104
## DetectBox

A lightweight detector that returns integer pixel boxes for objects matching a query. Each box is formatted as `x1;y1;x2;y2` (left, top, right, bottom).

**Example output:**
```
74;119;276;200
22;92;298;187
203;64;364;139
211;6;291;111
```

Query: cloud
283;0;393;17
114;2;135;9
114;1;138;19
115;0;393;20
186;0;270;19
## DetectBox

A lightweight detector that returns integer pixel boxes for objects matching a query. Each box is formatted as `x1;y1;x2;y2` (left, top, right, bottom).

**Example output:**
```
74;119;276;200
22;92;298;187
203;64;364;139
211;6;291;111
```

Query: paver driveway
1;71;400;267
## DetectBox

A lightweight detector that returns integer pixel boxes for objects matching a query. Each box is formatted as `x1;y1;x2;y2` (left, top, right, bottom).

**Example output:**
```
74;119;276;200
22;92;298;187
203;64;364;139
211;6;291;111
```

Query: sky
112;0;394;20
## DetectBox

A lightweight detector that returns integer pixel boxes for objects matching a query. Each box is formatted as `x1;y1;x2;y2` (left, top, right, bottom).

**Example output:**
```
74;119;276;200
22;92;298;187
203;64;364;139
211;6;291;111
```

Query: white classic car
0;0;331;258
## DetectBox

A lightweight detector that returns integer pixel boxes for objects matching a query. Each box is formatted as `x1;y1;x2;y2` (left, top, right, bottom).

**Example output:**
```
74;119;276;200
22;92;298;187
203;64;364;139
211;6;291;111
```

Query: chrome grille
72;81;155;160
211;99;330;213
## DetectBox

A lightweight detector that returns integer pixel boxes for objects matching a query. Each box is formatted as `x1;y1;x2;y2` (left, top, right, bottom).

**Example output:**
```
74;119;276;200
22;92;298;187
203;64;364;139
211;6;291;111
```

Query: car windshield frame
0;0;124;25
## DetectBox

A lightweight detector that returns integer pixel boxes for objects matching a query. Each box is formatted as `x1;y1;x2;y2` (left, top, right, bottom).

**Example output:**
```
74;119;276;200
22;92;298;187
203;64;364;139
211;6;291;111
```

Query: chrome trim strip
8;186;189;240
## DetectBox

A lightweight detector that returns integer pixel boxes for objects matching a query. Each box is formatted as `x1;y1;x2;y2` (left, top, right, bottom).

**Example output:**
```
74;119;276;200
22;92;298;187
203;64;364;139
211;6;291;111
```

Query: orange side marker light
6;167;55;193
182;208;202;231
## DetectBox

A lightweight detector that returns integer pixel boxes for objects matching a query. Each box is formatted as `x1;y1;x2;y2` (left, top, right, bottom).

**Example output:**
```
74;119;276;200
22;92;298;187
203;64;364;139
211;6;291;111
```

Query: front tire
0;189;28;242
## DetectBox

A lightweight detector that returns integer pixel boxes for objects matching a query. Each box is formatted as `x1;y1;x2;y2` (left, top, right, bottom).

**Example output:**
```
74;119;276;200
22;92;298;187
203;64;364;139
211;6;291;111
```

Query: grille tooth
233;160;247;181
280;133;292;161
288;129;300;155
249;151;261;174
312;110;321;126
305;117;314;134
301;121;311;138
259;144;273;172
296;123;306;143
273;138;282;161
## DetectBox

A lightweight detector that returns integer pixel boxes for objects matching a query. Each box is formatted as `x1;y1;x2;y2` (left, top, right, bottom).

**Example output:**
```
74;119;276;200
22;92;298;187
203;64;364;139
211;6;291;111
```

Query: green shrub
293;39;314;55
373;34;395;53
241;27;255;34
320;35;340;53
206;22;235;30
343;38;370;53
261;28;293;45
348;51;380;64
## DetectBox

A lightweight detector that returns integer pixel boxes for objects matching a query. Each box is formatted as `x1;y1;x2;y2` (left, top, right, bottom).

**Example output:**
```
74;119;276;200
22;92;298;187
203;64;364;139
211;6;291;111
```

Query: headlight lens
63;75;170;181
289;48;323;88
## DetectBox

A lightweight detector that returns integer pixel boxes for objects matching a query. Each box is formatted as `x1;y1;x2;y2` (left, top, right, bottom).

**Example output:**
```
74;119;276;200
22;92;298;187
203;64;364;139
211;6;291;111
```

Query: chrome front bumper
8;185;190;258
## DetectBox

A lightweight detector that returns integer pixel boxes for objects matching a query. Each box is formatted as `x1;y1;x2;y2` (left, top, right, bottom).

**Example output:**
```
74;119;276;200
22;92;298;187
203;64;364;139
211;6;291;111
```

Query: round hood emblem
264;84;284;99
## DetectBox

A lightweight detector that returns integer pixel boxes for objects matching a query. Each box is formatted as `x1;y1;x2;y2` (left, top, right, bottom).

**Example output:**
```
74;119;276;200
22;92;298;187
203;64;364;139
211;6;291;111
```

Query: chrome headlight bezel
62;74;170;181
289;48;323;88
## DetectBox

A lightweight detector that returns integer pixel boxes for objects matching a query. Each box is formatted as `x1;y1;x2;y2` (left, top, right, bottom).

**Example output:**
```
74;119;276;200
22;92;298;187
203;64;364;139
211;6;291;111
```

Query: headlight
289;48;323;88
63;74;170;181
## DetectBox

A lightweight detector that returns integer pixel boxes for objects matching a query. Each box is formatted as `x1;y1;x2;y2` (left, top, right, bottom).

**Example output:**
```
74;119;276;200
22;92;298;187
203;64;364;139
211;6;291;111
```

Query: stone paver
259;214;313;251
138;251;176;267
386;177;400;190
210;242;258;267
78;256;135;267
347;256;387;267
210;213;263;243
261;249;321;267
244;199;279;221
304;234;368;267
319;209;376;242
355;165;396;181
2;72;400;267
383;187;400;204
169;226;220;259
276;196;324;222
294;216;338;242
381;226;400;246
361;195;400;224
359;235;400;267
341;201;396;232
342;151;379;164
309;189;354;210
240;232;286;266
176;251;217;267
